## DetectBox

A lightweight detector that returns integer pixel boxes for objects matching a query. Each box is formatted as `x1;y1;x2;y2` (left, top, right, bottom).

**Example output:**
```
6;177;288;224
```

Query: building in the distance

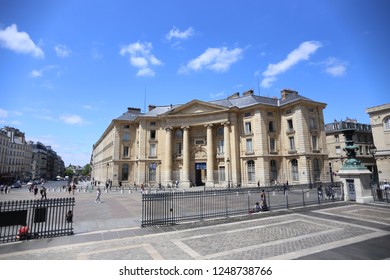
0;126;32;183
91;89;330;188
366;103;390;183
325;118;374;183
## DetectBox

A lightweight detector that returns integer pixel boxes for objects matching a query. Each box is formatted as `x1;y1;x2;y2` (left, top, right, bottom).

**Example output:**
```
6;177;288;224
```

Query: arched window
313;158;321;181
121;164;129;181
247;160;255;182
217;126;224;136
384;117;390;131
270;160;277;182
291;159;299;181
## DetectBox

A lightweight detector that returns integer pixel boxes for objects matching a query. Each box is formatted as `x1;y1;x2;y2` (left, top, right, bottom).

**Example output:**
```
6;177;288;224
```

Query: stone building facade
0;126;32;183
366;103;390;182
91;89;330;188
325;118;375;183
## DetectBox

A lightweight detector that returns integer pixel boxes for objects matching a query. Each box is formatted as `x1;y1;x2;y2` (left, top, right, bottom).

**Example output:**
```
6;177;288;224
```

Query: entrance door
195;162;206;186
346;179;356;201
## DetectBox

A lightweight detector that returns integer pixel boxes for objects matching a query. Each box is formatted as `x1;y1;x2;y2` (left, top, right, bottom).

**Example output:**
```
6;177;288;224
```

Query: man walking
95;187;101;203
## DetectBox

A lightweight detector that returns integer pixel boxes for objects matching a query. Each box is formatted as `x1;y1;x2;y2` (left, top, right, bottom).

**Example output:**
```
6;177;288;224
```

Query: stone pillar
182;126;191;187
205;124;214;187
223;122;231;187
165;127;173;185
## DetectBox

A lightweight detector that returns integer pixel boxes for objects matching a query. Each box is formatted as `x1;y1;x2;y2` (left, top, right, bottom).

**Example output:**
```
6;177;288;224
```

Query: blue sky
1;0;389;167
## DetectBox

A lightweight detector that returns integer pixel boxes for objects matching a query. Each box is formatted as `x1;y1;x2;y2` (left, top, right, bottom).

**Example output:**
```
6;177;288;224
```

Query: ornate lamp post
369;143;382;200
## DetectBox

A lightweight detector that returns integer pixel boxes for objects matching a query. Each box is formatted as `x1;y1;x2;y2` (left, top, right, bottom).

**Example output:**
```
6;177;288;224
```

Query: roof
116;90;323;119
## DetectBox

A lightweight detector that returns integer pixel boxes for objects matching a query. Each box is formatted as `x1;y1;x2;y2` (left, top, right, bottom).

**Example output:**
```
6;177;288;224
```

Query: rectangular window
289;137;295;151
309;118;317;130
149;143;156;157
150;130;156;140
150;121;156;126
123;132;130;141
244;122;252;134
336;146;341;154
335;135;339;142
246;138;253;153
270;138;276;152
219;166;226;182
124;125;130;129
312;136;318;150
244;112;251;117
175;143;182;156
123;146;129;157
217;140;224;155
359;145;363;155
287;119;294;130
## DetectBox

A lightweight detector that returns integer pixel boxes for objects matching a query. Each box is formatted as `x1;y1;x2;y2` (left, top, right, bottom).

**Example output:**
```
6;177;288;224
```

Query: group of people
249;190;269;213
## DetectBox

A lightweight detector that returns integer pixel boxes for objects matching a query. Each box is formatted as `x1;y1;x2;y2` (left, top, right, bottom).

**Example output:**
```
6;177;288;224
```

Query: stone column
205;124;214;187
165;127;173;185
182;126;191;186
223;122;231;186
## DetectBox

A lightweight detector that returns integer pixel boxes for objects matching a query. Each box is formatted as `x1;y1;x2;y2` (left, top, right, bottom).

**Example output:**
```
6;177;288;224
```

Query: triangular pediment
166;100;228;116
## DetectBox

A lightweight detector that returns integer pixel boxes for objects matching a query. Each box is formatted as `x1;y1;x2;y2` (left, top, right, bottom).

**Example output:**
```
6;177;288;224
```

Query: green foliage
82;164;92;176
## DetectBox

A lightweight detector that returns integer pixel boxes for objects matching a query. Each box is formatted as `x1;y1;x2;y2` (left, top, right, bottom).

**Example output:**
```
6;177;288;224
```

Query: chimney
281;89;297;100
127;107;141;114
148;105;156;112
227;92;240;100
242;89;254;97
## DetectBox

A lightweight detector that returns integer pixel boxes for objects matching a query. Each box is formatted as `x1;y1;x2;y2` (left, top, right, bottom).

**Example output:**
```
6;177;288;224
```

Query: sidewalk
1;183;390;260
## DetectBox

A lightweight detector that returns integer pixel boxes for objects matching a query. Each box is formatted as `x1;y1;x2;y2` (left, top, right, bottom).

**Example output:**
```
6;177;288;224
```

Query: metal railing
0;197;75;243
141;183;342;227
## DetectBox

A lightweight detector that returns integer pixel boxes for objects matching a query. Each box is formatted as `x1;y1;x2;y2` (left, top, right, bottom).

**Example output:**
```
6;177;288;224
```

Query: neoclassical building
91;89;330;188
366;103;390;182
325;118;374;183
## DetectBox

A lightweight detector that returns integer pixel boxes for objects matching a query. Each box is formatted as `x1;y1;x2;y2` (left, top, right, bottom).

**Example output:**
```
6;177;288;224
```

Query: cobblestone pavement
1;184;390;260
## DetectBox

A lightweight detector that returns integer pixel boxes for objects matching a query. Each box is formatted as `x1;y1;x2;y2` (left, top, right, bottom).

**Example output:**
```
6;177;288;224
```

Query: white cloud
29;65;59;78
179;47;243;74
166;26;194;41
60;114;84;125
54;44;71;58
0;108;9;118
260;41;322;88
119;41;163;77
322;57;347;77
30;69;43;78
0;24;44;58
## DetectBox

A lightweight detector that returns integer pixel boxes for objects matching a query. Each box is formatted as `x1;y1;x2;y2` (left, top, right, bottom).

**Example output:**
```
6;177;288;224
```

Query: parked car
12;181;22;188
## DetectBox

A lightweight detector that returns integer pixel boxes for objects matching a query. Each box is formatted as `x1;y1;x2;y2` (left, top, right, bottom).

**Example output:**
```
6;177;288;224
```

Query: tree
82;164;92;176
64;166;75;177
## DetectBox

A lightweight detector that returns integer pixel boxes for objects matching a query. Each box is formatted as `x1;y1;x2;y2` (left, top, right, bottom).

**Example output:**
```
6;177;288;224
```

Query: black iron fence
141;183;342;227
0;197;75;243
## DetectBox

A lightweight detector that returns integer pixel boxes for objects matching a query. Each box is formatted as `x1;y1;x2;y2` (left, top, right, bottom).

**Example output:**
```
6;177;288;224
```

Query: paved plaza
1;182;390;260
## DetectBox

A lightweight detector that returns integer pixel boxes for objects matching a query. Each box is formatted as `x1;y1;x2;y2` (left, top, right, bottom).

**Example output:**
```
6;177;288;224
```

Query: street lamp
106;163;109;182
226;158;230;189
158;161;162;189
369;143;381;200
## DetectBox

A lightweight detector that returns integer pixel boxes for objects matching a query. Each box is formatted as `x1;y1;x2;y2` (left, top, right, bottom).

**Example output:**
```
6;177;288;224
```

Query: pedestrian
95;187;101;203
33;184;39;197
68;184;72;195
72;182;77;195
260;189;268;211
16;224;29;240
40;186;47;199
66;210;73;223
